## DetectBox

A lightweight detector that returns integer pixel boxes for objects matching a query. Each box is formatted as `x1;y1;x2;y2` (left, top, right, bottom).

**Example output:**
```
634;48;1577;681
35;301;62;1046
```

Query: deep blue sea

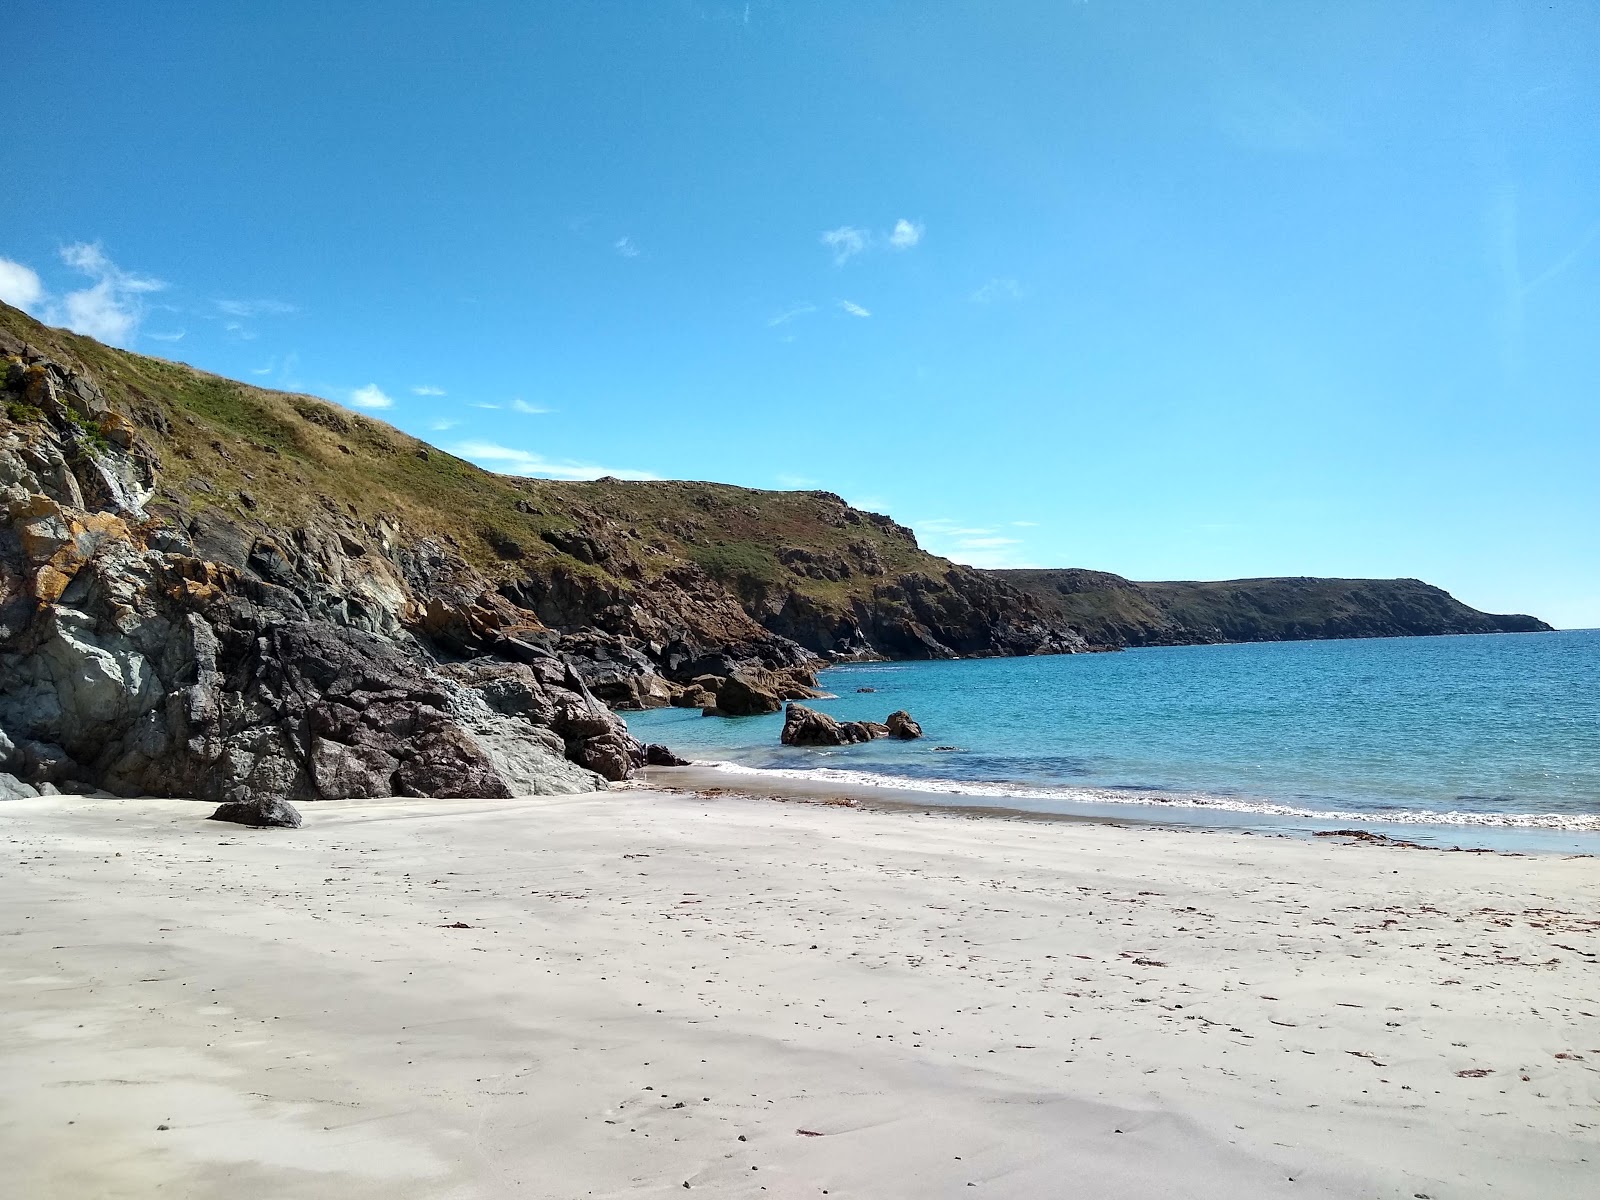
627;630;1600;849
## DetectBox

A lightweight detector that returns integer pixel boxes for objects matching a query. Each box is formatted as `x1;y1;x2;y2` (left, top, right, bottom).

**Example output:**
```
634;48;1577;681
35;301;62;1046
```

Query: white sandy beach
2;788;1596;1199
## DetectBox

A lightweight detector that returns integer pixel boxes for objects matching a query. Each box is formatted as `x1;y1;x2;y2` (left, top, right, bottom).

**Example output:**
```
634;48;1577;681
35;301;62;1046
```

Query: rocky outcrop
885;710;922;740
779;704;920;747
780;704;877;747
0;327;636;807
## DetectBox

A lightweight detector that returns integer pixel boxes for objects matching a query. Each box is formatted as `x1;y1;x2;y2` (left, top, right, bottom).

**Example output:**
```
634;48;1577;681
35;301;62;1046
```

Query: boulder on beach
886;710;923;740
209;797;303;828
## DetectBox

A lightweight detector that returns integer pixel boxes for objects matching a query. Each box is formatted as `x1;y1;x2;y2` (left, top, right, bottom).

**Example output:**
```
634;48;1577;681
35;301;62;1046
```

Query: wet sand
2;788;1596;1198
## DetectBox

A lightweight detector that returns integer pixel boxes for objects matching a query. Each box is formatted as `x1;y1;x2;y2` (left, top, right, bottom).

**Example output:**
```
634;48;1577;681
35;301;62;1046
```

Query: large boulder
208;796;303;828
885;710;923;740
710;668;784;716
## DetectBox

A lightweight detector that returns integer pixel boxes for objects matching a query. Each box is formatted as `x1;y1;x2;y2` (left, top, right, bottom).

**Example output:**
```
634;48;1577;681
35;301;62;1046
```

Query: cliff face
0;303;1082;805
992;569;1552;647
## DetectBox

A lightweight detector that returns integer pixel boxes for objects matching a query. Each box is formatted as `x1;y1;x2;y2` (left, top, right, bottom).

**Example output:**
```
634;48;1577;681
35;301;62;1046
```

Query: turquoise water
626;630;1600;845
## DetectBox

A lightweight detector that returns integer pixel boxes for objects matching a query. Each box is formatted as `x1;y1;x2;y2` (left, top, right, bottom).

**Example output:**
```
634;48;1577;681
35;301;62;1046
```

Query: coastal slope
995;568;1551;647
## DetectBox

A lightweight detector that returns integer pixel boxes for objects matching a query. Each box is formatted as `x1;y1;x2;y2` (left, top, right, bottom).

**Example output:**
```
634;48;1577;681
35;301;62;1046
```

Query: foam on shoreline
646;759;1600;837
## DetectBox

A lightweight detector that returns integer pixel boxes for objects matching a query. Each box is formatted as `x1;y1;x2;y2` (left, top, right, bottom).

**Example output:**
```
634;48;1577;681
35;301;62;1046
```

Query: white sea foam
687;760;1600;832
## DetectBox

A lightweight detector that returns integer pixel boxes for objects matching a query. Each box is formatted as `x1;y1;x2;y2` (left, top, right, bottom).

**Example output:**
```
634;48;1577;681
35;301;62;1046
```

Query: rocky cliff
0;302;1083;808
993;569;1552;647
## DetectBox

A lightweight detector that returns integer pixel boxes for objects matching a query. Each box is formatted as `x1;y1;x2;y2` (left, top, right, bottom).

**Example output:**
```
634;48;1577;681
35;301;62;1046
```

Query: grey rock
0;772;39;800
209;797;303;828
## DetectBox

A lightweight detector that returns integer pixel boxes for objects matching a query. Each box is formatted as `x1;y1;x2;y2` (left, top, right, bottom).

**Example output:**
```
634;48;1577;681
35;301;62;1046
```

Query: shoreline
5;788;1598;1199
637;763;1600;855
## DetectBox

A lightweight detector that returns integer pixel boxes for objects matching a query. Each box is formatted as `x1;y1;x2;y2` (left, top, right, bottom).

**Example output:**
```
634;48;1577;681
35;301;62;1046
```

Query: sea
626;629;1600;853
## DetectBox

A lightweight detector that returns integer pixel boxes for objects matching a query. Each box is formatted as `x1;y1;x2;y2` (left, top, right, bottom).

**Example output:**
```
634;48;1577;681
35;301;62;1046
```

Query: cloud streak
837;299;871;318
214;298;296;318
768;301;816;327
971;277;1022;303
914;517;1038;569
455;440;659;481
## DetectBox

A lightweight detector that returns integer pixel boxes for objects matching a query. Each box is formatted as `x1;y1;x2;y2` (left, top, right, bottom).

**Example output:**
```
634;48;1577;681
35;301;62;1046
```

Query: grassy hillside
0;302;1074;662
995;569;1552;646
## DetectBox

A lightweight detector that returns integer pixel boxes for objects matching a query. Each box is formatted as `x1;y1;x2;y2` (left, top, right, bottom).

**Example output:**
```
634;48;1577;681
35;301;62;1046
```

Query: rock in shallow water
644;743;691;766
208;797;303;828
781;703;874;747
885;710;923;740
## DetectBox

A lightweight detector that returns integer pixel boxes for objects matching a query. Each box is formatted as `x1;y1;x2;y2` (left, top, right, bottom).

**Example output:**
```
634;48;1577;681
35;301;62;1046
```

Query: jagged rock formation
993;569;1552;648
781;703;876;747
0;321;637;804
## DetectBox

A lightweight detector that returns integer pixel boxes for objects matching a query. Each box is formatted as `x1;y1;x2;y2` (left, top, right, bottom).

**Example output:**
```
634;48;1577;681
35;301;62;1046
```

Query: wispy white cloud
223;320;257;341
250;362;274;376
971;277;1022;303
430;418;458;432
821;219;924;265
214;298;296;318
511;398;551;414
888;219;923;250
837;299;871;318
614;235;640;258
821;226;869;265
914;517;1037;569
1011;520;1039;527
455;440;659;481
777;472;820;488
412;385;446;396
0;258;44;311
146;328;187;342
51;242;165;346
349;384;393;410
959;536;1021;549
469;402;501;410
768;301;816;327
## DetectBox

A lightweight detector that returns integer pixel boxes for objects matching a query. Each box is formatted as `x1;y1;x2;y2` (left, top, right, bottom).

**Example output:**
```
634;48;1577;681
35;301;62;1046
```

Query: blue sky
3;1;1597;627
